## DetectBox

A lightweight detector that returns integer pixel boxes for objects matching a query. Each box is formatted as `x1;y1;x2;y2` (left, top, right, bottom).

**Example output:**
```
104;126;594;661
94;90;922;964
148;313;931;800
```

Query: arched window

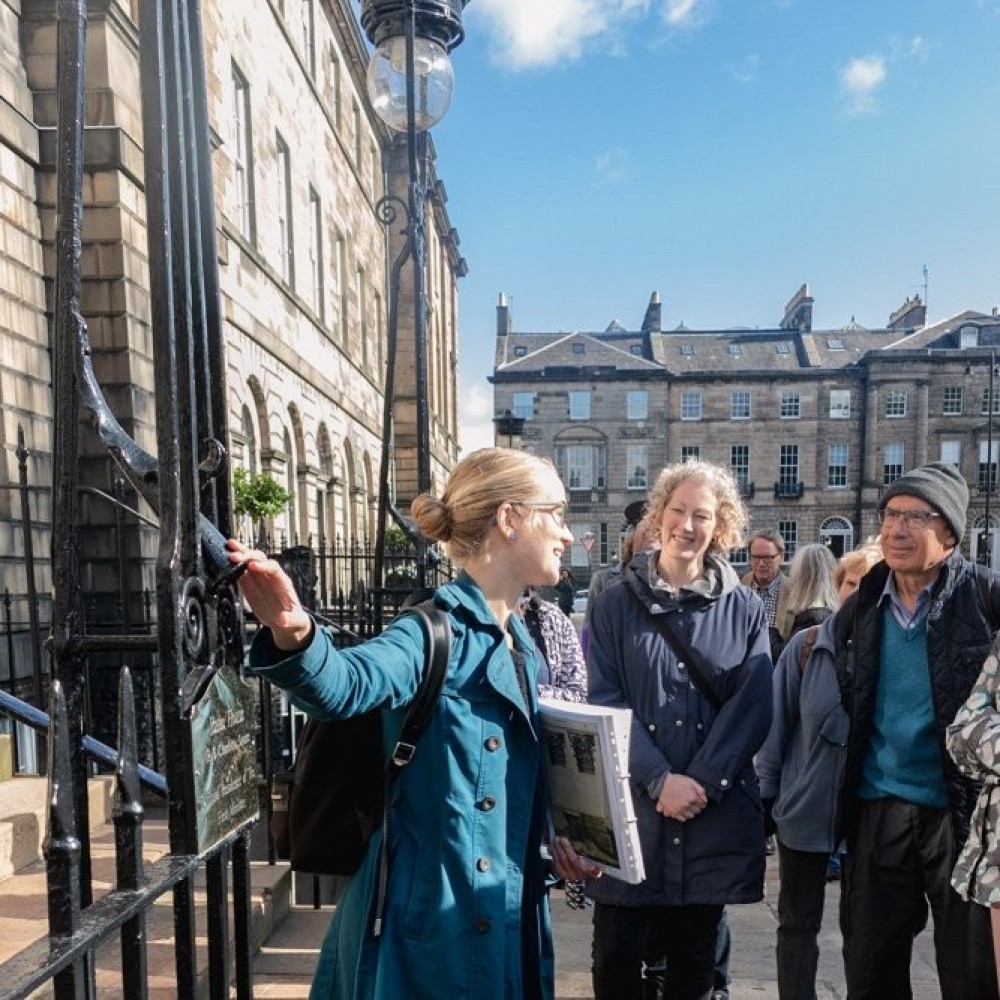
819;516;853;559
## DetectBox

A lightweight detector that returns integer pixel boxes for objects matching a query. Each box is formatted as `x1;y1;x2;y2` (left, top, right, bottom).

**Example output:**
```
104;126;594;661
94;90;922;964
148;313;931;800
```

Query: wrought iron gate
0;0;259;996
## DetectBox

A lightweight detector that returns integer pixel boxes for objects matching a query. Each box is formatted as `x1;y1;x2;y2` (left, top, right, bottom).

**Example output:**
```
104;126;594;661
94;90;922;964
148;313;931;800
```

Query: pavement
250;855;942;999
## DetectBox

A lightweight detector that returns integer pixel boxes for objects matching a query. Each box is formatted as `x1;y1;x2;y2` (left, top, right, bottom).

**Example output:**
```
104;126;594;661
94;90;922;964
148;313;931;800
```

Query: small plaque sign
191;665;259;853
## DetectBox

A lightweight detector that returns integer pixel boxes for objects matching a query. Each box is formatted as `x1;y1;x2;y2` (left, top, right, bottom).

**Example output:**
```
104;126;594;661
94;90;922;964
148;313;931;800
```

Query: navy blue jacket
586;551;773;906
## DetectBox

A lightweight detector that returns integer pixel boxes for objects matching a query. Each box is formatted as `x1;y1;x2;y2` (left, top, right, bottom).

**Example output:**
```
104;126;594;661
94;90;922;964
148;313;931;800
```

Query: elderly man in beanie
834;462;1000;999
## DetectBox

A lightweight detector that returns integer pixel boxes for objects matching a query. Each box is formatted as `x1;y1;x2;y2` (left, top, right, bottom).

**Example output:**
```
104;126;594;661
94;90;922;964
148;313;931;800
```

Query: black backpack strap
374;599;451;936
389;601;452;767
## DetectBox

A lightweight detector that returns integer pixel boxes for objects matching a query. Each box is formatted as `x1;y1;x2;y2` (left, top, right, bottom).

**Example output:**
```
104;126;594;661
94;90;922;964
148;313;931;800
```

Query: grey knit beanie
878;462;969;541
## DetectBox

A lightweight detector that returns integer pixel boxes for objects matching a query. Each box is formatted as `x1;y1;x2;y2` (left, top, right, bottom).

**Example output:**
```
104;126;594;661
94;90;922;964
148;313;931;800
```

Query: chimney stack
641;291;662;333
780;283;813;332
887;295;926;331
497;291;511;338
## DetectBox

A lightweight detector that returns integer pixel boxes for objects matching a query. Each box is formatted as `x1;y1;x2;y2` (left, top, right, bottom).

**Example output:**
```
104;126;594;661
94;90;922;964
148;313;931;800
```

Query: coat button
677;661;686;670
477;857;491;872
720;778;729;787
696;723;704;731
672;837;681;846
481;796;497;811
647;723;656;733
675;719;683;727
475;918;491;933
486;736;501;751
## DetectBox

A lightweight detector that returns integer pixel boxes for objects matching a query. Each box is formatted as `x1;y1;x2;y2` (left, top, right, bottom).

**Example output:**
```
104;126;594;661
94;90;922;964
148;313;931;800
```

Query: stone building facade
492;286;1000;581
0;0;463;638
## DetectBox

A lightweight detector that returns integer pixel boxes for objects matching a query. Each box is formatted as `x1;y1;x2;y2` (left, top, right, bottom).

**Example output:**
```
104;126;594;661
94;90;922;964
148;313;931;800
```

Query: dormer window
826;338;845;350
680;344;695;357
960;325;980;348
513;346;527;358
572;342;586;355
728;344;742;356
776;342;792;355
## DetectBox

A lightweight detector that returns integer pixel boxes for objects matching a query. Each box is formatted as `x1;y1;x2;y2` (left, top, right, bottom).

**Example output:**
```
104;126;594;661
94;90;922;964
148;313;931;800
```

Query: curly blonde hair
834;538;884;590
410;448;559;565
640;458;748;557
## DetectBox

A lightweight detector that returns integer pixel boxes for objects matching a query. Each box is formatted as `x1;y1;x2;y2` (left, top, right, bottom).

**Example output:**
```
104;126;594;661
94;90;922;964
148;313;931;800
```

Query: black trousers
775;842;829;1000
592;901;723;1000
840;796;999;1000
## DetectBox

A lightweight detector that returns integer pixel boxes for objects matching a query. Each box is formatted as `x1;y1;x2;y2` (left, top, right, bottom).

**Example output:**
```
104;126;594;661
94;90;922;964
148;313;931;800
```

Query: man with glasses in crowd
743;530;791;658
834;462;999;999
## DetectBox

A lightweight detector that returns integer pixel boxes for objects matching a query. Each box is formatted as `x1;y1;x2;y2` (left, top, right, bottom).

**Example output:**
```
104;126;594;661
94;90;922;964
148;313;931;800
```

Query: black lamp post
968;349;998;566
363;0;468;600
494;409;526;448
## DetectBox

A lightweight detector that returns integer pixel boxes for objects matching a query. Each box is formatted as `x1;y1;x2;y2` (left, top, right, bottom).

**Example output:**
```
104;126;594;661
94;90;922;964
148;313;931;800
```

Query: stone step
0;813;292;999
0;774;115;882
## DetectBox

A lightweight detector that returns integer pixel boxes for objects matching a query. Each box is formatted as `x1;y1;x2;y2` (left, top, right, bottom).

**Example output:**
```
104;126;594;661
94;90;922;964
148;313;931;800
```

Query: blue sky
427;0;1000;451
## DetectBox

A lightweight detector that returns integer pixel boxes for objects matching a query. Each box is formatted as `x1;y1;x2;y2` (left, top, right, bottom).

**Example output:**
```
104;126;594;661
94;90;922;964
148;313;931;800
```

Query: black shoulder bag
643;607;723;712
269;600;451;903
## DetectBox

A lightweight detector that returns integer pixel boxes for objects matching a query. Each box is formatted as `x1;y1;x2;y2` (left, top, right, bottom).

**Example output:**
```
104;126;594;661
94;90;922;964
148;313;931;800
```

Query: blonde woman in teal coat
228;448;599;1000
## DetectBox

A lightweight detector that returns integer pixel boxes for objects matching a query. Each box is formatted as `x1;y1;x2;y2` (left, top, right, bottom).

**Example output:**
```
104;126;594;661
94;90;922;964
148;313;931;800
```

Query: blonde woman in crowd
587;458;772;1000
227;447;598;1000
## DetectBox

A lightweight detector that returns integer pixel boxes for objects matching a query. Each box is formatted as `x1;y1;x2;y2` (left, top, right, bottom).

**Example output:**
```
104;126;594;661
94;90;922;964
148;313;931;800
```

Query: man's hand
655;773;708;822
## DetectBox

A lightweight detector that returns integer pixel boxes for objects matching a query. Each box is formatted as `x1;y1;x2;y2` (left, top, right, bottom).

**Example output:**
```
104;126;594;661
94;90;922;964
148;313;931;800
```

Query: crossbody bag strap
645;607;723;712
374;601;451;936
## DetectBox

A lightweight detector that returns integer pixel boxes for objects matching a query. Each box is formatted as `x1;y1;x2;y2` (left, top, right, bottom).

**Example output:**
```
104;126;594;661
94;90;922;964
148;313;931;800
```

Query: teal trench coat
249;574;555;1000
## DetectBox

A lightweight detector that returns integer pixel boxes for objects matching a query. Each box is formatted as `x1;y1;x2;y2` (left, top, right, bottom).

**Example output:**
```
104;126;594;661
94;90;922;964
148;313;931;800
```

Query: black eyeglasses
877;507;941;530
513;501;568;527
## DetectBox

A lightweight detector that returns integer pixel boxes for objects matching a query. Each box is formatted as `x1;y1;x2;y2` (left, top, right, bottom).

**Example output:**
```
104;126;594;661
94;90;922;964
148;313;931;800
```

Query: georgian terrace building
491;285;1000;583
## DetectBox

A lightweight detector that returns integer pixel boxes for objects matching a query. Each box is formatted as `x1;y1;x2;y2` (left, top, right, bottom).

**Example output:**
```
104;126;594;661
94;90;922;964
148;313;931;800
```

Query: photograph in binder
539;699;645;885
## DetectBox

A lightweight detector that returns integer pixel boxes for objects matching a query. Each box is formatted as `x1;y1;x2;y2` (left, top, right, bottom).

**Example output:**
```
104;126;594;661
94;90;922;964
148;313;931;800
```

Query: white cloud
662;0;711;28
458;381;496;455
840;55;886;116
594;149;630;183
889;34;931;63
470;0;649;69
728;53;760;84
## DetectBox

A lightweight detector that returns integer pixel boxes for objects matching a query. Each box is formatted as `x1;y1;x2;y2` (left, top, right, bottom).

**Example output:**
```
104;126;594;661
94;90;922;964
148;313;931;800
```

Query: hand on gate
226;539;313;652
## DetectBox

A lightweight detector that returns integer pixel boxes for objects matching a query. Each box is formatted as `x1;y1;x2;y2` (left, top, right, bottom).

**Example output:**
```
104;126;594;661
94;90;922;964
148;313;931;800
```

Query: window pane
883;442;904;484
940;440;961;465
567;445;593;489
885;389;907;418
681;391;702;420
830;389;851;419
569;391;591;420
731;391;751;420
627;390;648;421
827;443;848;487
626;445;647;489
942;386;963;415
512;393;534;419
779;444;799;484
778;520;798;559
780;391;801;419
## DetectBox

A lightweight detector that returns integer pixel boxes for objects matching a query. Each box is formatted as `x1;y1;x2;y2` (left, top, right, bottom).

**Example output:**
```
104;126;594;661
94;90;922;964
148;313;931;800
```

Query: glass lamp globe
366;35;454;132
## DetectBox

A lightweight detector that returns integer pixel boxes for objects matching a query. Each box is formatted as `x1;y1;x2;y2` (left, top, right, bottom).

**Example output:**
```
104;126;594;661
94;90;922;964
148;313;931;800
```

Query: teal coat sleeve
248;613;428;719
